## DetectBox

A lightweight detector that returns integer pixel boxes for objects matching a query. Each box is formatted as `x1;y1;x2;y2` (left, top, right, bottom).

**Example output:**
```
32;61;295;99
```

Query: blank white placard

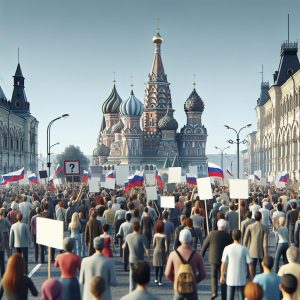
168;167;181;183
161;196;175;208
89;178;100;193
229;179;249;199
145;174;156;186
103;178;116;190
36;217;64;249
115;165;129;186
146;186;158;200
197;177;213;200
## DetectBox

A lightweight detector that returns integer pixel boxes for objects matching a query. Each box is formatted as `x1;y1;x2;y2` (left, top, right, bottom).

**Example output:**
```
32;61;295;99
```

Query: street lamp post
224;124;252;178
214;146;230;171
47;115;69;179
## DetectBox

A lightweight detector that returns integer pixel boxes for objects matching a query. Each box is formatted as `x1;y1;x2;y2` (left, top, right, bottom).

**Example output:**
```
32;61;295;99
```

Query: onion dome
102;84;123;114
158;108;178;130
184;88;204;112
152;31;163;44
120;90;143;116
93;143;110;157
111;119;124;134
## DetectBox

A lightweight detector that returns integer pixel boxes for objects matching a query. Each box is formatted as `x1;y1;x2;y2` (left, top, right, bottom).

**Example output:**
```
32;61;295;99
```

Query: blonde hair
70;212;80;231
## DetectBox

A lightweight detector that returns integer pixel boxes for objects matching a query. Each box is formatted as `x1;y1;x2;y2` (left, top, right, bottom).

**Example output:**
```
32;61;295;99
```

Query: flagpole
204;199;210;235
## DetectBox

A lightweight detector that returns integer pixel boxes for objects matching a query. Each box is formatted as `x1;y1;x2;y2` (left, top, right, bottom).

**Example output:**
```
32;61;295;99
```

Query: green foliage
55;145;90;174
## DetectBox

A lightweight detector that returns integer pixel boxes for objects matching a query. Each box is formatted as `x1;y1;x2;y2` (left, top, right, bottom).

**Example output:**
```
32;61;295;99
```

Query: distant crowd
0;182;299;300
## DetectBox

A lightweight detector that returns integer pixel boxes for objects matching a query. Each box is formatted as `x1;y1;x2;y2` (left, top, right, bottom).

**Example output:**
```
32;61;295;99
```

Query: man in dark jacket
201;219;232;300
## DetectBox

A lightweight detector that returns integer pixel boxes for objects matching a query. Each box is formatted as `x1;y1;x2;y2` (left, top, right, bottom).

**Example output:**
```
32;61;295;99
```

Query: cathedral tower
142;30;173;156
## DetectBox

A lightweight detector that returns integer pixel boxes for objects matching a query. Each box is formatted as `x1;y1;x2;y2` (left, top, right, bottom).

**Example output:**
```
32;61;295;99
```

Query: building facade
93;31;208;175
0;63;39;174
245;41;300;183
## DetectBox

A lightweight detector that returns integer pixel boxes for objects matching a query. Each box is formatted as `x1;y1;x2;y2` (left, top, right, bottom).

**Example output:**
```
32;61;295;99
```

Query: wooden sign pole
204;199;210;235
48;246;52;279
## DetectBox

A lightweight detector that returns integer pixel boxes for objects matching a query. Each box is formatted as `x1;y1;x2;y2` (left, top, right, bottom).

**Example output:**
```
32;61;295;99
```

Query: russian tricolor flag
186;173;197;185
54;164;63;177
155;170;163;189
279;172;289;183
82;170;89;183
28;173;40;185
208;163;224;178
124;181;129;193
106;171;115;179
133;171;144;187
128;175;135;189
226;168;233;177
1;167;25;185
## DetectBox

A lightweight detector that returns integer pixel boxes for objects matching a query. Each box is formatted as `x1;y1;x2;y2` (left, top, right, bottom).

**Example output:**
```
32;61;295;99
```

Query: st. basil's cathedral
92;30;208;175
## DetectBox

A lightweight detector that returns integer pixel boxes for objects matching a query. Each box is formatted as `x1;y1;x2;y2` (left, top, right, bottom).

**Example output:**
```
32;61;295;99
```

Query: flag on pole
54;164;63;177
186;173;197;185
82;170;89;183
226;168;233;177
28;173;40;185
128;175;135;189
106;170;115;179
155;170;163;189
1;167;25;185
208;163;224;178
279;172;289;183
133;171;144;187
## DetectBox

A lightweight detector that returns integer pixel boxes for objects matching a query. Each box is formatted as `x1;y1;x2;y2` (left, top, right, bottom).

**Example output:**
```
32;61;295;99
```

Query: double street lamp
47;115;69;179
214;145;230;172
224;124;252;178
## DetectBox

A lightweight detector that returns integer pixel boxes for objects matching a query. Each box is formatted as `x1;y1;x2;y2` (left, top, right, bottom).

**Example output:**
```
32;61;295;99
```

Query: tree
55;145;90;175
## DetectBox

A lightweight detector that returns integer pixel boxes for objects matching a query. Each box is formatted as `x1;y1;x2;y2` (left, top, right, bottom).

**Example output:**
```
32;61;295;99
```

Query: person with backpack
165;228;205;300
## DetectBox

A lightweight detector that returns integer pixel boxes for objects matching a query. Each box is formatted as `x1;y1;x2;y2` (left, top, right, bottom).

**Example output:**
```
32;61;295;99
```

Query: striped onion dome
158;108;178;130
93;143;110;157
102;84;123;114
111;119;124;134
120;90;143;116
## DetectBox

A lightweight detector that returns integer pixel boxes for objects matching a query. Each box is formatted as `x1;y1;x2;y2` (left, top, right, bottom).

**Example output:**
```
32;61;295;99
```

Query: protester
123;222;148;292
41;278;63;300
153;219;167;286
90;276;106;300
201;219;232;300
100;224;114;257
54;237;81;300
0;253;38;299
120;261;160;300
244;282;264;300
165;228;206;300
220;229;253;300
253;256;281;300
9;212;31;274
280;274;298;300
80;237;118;300
68;212;82;256
278;246;300;300
244;212;268;274
274;216;289;272
85;210;103;256
140;207;154;257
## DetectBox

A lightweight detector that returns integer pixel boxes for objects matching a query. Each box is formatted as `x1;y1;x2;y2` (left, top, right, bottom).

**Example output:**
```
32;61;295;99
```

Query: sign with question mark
64;160;80;175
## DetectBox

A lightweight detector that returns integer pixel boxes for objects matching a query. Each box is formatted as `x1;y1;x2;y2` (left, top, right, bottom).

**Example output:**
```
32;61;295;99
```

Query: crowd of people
0;182;299;299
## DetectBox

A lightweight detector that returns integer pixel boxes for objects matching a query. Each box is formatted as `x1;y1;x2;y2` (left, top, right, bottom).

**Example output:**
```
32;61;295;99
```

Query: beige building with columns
245;41;300;183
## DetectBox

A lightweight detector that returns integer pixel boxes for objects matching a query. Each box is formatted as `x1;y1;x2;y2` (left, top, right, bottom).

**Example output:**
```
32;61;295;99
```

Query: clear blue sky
0;0;299;157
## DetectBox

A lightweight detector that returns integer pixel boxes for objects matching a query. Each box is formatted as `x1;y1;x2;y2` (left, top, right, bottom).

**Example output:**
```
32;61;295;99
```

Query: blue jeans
274;242;288;273
227;285;244;300
71;233;81;256
80;233;86;257
129;263;136;292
